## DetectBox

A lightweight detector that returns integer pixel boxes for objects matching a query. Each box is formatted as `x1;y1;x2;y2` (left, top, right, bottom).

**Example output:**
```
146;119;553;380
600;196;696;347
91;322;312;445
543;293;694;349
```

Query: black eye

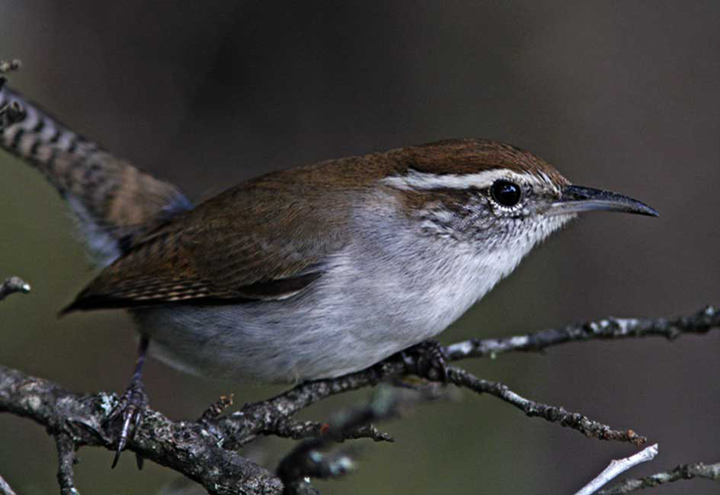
490;180;522;207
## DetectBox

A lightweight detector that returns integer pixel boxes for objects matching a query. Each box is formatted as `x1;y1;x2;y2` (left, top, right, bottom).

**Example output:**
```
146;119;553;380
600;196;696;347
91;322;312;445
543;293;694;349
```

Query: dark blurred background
0;1;718;494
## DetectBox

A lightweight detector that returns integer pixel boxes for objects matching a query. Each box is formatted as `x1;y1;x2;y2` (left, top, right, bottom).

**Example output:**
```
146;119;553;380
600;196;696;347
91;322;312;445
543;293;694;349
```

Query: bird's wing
62;172;355;312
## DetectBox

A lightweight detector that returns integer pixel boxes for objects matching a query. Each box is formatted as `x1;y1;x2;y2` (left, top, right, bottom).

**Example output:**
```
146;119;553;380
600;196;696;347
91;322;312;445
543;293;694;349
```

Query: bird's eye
490;180;522;207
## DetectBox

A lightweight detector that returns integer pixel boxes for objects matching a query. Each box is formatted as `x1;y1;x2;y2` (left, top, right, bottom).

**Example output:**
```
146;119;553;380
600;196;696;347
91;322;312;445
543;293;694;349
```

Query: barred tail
0;83;192;266
0;85;101;163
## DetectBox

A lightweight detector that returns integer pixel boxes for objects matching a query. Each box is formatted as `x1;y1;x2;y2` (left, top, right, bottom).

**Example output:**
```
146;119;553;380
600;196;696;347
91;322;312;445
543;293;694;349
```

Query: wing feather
62;168;359;312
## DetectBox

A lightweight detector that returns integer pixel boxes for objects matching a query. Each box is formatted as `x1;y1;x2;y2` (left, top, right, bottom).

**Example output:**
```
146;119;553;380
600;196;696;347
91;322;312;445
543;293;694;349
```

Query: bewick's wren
65;141;658;381
1;81;657;462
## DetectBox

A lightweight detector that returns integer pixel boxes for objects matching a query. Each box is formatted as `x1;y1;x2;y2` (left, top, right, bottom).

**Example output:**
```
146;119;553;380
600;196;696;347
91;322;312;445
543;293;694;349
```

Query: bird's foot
108;379;148;469
400;340;449;382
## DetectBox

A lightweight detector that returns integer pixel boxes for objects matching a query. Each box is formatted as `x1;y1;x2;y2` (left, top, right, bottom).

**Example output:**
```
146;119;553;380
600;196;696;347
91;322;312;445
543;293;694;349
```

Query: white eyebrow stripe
538;170;556;186
381;169;530;190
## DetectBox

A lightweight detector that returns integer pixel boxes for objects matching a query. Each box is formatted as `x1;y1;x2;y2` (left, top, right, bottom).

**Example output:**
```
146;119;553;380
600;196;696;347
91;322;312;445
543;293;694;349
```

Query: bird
0;75;658;465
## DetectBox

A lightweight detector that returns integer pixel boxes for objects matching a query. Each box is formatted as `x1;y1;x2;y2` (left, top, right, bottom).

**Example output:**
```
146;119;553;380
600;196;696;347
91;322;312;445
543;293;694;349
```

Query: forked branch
1;284;719;494
446;305;720;361
599;459;720;494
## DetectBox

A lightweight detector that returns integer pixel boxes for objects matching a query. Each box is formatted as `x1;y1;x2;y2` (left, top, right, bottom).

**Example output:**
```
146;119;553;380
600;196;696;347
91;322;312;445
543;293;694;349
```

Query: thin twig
56;433;80;495
277;386;415;494
575;444;659;495
221;350;645;452
446;306;720;361
215;360;404;450
446;365;646;446
599;459;720;494
0;475;17;495
269;417;394;443
215;348;646;453
0;277;30;302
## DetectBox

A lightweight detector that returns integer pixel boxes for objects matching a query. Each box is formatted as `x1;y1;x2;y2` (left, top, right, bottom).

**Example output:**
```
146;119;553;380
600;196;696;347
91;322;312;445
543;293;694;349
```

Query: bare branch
277;386;414;494
268;417;394;443
0;277;30;302
56;433;80;495
446;365;646;446
213;360;404;450
0;365;284;495
212;350;645;481
575;444;659;495
599;459;720;494
0;475;17;495
1;304;719;493
446;306;720;361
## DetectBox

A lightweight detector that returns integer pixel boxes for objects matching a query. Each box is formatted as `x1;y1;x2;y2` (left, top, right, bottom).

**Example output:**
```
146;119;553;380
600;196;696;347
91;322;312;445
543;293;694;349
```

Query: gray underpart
133;191;573;383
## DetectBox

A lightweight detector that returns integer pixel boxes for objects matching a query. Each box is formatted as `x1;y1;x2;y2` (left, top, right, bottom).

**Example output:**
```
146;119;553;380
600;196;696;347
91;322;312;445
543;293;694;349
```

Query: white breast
134;196;571;383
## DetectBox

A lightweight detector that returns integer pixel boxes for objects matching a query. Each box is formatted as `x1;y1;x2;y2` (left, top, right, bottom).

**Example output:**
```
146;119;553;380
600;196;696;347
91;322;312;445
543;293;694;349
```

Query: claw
108;336;150;469
109;380;148;469
401;340;449;382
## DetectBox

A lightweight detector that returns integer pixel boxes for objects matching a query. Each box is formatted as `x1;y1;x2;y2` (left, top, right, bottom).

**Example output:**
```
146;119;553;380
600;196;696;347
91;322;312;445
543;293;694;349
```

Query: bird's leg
110;335;150;469
399;340;449;382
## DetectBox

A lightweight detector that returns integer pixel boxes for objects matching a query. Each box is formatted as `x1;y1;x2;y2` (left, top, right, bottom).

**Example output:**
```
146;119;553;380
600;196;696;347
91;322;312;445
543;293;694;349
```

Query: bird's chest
323;230;522;343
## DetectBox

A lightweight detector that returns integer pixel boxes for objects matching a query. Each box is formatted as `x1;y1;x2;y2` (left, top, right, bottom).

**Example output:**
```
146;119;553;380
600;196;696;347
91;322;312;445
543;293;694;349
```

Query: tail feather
0;82;192;266
0;86;100;161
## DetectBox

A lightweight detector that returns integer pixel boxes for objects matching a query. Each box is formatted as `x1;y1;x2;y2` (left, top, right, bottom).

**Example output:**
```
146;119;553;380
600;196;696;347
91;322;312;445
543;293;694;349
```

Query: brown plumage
395;139;566;182
63;138;562;312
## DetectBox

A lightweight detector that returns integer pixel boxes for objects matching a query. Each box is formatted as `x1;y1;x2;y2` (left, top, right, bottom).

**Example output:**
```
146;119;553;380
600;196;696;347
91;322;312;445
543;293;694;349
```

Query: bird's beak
547;185;659;217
